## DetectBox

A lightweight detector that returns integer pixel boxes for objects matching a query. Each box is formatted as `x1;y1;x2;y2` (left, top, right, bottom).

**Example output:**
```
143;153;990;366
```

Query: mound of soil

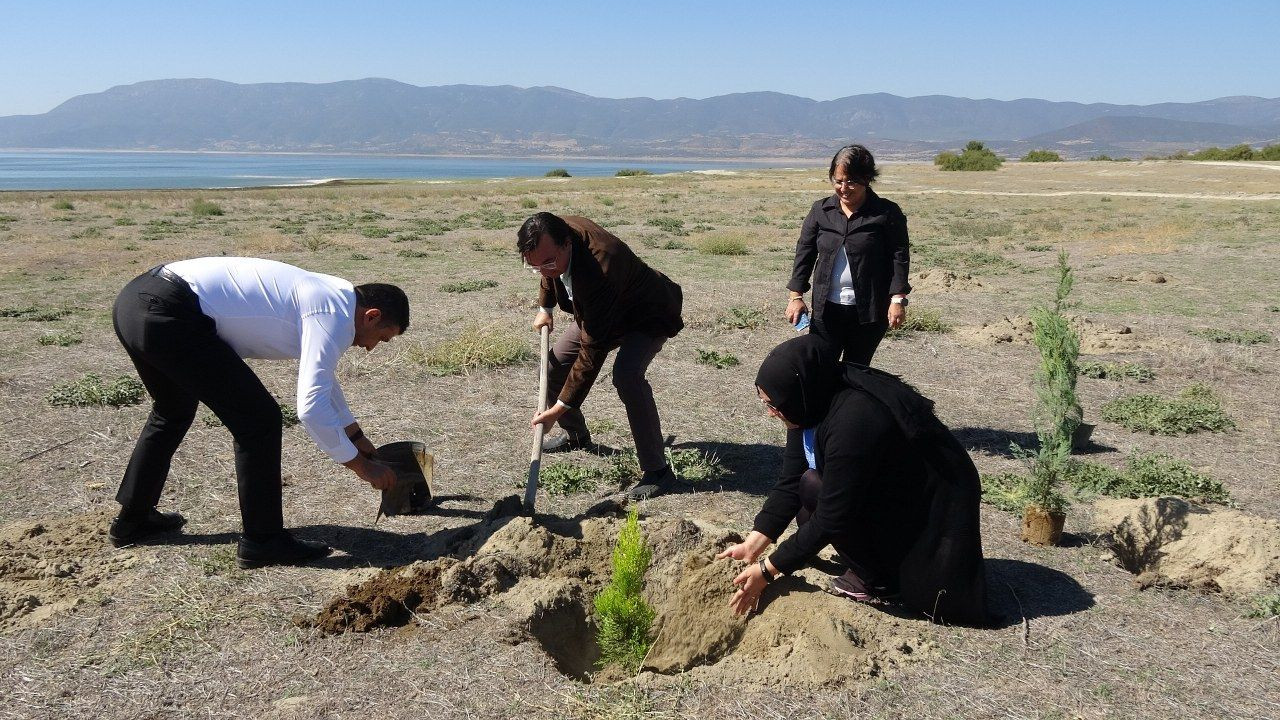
0;509;137;629
1093;497;1280;595
957;314;1156;353
910;269;985;293
307;508;932;688
1107;270;1170;284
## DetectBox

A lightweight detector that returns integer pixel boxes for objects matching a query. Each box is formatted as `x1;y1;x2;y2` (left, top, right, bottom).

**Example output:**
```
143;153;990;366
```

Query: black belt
147;265;197;298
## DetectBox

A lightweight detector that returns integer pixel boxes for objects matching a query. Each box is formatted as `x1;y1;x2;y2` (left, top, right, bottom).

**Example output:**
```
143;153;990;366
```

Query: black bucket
375;440;435;517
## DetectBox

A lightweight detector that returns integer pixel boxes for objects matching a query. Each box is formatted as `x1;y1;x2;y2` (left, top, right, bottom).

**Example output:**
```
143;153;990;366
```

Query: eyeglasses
832;178;864;188
760;397;778;412
523;258;557;274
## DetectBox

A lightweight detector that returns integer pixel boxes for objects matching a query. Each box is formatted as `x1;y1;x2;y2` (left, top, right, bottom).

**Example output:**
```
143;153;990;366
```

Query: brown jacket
538;216;683;407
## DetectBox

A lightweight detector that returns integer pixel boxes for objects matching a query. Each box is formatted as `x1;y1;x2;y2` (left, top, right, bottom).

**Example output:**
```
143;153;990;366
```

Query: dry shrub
405;324;531;376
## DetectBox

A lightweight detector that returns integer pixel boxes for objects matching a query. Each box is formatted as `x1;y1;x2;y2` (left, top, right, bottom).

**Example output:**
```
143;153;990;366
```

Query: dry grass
1;162;1278;718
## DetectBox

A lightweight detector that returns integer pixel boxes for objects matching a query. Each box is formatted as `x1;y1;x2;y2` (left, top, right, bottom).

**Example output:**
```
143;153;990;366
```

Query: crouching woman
718;335;989;625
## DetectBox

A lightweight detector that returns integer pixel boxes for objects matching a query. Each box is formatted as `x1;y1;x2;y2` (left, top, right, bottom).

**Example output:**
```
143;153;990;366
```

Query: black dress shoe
541;430;593;453
626;465;680;500
109;509;186;547
236;530;332;569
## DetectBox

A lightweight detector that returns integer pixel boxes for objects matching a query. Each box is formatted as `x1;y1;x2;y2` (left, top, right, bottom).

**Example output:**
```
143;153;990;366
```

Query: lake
0;151;795;191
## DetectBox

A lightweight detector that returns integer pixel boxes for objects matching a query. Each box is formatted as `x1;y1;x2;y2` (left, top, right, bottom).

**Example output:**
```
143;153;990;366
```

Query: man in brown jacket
519;212;684;499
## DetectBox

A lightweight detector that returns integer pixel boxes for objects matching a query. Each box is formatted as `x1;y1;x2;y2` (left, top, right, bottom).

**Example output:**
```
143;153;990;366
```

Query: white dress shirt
166;257;359;463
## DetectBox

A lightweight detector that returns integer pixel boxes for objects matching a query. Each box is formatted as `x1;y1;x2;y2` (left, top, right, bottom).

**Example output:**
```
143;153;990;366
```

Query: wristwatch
891;296;909;307
758;558;775;584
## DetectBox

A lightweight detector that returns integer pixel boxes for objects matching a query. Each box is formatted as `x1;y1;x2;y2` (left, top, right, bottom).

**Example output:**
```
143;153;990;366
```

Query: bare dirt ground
0;160;1277;719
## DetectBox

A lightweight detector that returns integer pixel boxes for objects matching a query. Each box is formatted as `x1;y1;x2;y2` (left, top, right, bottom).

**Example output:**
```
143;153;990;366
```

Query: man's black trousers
112;269;284;538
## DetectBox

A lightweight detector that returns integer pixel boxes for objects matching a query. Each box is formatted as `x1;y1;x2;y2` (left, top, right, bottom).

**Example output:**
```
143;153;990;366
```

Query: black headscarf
754;335;841;428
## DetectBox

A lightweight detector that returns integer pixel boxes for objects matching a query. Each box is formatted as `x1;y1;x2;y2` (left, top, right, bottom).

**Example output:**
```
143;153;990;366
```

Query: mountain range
1;78;1277;159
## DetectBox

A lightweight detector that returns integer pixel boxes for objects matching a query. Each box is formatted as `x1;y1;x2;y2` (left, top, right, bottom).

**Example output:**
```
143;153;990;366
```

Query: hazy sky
2;0;1277;117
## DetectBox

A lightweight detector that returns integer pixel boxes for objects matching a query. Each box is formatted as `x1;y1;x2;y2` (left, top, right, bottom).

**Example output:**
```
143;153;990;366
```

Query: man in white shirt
110;257;408;568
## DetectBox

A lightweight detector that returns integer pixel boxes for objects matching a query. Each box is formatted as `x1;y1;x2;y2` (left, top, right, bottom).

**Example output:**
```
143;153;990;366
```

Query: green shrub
1100;383;1234;435
1069;452;1229;504
396;248;431;259
1245;592;1280;619
1186;144;1257;161
48;373;145;407
646;217;687;235
1090;155;1115;162
717;306;766;330
885;308;948;339
697;236;748;256
52;199;74;210
936;141;1003;171
615;169;652;177
593;507;654;673
279;404;300;428
1022;150;1063;162
1024;243;1052;252
1;305;72;321
360;226;391;238
1189;328;1272;345
407;325;532;376
980;473;1027;513
538;462;603;496
520;198;538;209
440;279;499;294
409;219;451;236
190;199;224;217
1079;361;1154;383
38;330;82;347
666;448;725;485
391;232;422;243
545;168;571;178
349;252;370;261
695;349;740;369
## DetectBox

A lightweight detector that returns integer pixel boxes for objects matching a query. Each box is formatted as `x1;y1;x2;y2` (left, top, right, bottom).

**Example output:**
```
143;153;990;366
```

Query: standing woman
785;144;910;366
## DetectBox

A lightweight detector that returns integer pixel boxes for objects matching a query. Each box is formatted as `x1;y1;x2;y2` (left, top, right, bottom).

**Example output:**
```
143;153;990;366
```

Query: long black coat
754;364;989;626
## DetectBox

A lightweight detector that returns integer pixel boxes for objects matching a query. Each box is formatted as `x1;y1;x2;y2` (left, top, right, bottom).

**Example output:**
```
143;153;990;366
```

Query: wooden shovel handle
524;325;551;511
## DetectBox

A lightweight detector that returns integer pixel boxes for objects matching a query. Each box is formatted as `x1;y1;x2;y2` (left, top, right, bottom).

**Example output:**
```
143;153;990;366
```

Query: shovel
524;324;551;513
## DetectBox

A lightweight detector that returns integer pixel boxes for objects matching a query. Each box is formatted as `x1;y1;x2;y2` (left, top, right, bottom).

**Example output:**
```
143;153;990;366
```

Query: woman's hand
728;560;776;616
785;296;808;325
715;531;772;564
888;299;906;330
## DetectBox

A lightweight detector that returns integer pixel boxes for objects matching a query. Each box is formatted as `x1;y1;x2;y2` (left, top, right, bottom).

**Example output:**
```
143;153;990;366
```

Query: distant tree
1259;144;1280;161
545;168;571;177
1022;149;1063;163
936;141;1003;171
1089;154;1114;162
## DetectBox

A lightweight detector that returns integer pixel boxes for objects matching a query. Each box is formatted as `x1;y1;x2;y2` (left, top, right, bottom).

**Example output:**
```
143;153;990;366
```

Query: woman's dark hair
354;283;410;332
516;212;577;254
829;144;880;185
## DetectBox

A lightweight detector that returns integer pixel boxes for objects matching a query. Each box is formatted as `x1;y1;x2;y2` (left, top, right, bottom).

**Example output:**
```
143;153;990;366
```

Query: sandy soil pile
308;503;930;687
957;314;1157;353
910;269;986;293
0;509;137;629
1093;497;1280;595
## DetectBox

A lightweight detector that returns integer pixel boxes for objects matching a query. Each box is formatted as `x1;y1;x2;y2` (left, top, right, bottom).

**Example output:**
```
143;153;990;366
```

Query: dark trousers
796;468;892;592
112;270;285;538
545;323;668;472
810;301;889;366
